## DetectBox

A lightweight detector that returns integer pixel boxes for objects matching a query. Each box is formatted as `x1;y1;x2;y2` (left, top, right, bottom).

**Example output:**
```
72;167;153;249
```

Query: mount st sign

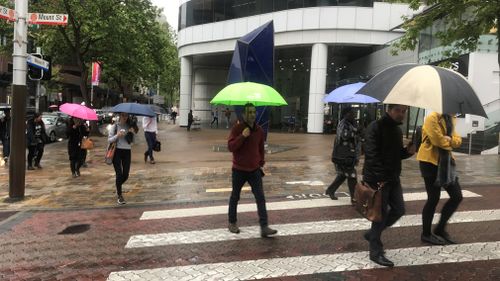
29;13;68;25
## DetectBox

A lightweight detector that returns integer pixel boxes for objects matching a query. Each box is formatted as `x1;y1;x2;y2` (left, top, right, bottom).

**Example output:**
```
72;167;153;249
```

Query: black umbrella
355;64;487;118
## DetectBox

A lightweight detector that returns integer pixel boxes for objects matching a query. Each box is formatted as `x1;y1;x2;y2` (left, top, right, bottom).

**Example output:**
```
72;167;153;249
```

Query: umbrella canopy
210;82;287;106
355;64;487;117
323;82;379;104
149;104;167;114
111;103;156;117
59;103;98;121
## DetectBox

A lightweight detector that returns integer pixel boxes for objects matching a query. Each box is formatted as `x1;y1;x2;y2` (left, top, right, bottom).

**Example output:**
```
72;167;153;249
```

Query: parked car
41;113;68;142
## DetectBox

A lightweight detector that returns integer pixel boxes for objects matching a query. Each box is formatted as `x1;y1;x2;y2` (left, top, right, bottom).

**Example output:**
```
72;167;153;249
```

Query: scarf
435;114;457;187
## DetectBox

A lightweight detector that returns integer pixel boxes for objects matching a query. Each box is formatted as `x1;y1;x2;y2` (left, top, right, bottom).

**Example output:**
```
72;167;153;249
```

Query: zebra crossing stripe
126;209;500;248
108;241;500;281
140;190;481;220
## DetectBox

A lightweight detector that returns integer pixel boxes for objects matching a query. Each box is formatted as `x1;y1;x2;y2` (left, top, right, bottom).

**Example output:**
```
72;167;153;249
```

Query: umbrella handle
411;108;420;143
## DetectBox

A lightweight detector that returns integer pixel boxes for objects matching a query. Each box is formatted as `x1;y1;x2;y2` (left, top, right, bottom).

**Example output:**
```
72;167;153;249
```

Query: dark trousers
69;149;82;174
112;148;131;196
1;136;9;158
187;120;193;131
79;149;87;166
326;174;356;197
27;143;44;167
211;117;218;128
229;169;268;227
144;131;156;161
420;162;463;236
368;179;405;256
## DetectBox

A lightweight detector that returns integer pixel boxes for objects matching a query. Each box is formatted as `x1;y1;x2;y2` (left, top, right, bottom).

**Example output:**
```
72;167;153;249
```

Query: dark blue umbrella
324;82;379;104
111;103;155;117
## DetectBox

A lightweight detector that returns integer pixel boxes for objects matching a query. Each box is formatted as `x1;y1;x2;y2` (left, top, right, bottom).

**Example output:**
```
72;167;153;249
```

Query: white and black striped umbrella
356;64;487;117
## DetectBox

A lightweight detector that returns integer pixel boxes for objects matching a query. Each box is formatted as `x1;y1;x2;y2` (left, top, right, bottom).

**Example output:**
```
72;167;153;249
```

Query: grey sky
151;0;179;31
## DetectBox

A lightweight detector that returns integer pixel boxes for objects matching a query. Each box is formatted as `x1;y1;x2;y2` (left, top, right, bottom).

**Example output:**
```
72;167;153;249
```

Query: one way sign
29;13;68;26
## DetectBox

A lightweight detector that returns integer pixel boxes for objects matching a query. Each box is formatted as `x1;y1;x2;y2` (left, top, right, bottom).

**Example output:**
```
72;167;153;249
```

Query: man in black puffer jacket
362;104;416;267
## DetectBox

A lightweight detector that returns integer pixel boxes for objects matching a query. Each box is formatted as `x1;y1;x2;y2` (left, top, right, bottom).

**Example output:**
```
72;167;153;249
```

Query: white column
307;43;327;133
179;56;193;126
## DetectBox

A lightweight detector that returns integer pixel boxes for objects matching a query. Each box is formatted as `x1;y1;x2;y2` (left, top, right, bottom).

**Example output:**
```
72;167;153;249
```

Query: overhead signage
27;54;50;71
28;13;68;26
0;5;15;22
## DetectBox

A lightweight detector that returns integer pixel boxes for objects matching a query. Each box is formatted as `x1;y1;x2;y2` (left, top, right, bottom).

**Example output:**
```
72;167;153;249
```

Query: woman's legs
435;181;463;236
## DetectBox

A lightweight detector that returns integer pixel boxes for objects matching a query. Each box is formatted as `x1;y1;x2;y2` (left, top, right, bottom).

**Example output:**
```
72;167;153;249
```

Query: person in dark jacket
187;110;194;131
0;109;11;162
362;104;415;267
67;118;84;177
26;113;46;170
325;107;361;201
227;103;277;238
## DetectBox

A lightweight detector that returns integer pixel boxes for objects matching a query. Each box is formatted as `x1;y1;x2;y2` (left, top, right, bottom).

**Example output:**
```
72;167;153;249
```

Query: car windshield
42;117;56;125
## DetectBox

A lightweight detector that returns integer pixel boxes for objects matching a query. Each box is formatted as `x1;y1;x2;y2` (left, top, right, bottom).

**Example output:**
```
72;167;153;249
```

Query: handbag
80;137;94;150
104;142;116;165
153;140;161;152
353;182;384;222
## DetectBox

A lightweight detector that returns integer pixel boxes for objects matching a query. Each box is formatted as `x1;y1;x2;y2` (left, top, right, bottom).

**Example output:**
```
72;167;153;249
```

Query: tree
390;1;499;73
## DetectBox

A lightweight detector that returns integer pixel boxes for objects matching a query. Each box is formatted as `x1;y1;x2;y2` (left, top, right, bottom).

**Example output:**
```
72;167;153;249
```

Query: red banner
91;62;101;86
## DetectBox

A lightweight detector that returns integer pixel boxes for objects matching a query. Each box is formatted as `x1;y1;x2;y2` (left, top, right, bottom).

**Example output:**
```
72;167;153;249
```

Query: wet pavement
0;121;499;280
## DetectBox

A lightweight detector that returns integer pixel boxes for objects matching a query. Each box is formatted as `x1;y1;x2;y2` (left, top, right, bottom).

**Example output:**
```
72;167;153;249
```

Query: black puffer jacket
362;113;412;183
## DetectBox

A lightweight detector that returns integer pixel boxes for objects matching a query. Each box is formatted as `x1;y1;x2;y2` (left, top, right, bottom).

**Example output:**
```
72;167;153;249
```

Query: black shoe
363;231;370;242
434;231;457;244
370;254;394;267
228;223;240;234
328;192;338;200
27;166;35;170
76;170;81;177
117;195;126;205
421;234;446;245
144;154;148;163
260;226;278;238
35;164;42;169
72;172;77;178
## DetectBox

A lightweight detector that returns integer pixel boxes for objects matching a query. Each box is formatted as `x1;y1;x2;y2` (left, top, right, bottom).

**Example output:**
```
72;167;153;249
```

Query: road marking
140;190;481;220
108;241;500;280
285;180;325;186
206;187;250;193
127;209;500;248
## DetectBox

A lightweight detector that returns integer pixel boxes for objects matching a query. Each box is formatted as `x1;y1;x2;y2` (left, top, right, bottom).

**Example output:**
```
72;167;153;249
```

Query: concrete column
179;56;193;126
307;43;327;133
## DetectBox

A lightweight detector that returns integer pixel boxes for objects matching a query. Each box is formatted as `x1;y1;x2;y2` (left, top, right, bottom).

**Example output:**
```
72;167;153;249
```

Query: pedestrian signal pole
9;0;28;198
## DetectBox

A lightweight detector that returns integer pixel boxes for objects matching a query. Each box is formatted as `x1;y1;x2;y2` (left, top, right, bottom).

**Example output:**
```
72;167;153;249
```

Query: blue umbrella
323;82;379;104
111;103;156;117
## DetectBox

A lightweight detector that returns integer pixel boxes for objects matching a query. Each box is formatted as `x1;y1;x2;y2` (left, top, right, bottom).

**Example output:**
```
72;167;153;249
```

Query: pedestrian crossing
107;188;500;280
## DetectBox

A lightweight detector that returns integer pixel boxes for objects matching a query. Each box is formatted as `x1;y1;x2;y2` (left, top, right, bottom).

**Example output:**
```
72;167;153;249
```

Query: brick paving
0;121;499;280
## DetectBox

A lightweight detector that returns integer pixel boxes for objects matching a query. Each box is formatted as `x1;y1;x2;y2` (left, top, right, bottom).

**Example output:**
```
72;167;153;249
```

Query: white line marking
127;209;500;248
108;241;500;281
140;190;481;220
285;180;325;186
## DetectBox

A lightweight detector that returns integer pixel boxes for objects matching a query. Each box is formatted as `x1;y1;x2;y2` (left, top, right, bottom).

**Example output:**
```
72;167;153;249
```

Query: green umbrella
210;82;288;106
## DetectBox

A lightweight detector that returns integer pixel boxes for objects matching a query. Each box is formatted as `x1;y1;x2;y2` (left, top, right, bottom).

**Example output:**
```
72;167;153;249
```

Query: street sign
0;5;15;22
27;54;49;71
28;13;68;26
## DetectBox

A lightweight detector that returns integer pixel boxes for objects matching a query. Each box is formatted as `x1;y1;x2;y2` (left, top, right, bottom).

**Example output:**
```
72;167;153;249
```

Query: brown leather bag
353;182;384;222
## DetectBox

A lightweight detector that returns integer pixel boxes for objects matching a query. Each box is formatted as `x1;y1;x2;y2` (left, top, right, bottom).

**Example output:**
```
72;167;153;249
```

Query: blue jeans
228;168;268;227
144;131;156;161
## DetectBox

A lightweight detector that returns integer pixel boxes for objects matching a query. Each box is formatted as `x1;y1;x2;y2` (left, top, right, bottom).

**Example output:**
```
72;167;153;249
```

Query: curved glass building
176;0;418;132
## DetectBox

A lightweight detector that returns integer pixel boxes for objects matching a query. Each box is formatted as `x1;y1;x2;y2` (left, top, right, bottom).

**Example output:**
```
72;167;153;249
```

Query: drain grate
58;224;90;235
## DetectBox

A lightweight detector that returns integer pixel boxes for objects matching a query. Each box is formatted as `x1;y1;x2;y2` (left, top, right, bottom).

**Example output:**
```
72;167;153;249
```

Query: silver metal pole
468;130;473;155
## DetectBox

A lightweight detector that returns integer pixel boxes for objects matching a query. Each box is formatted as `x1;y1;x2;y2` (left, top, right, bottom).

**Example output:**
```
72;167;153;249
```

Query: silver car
41;114;67;142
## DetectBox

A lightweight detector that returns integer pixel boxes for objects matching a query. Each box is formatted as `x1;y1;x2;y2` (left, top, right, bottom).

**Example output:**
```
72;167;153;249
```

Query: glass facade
179;0;375;30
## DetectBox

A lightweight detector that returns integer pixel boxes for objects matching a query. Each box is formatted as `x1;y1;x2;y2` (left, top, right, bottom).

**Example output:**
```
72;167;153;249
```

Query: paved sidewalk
0;121;499;210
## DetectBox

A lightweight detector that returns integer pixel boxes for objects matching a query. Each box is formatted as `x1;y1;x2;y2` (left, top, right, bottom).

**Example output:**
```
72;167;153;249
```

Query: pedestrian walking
224;107;231;128
67;118;85;177
79;121;90;168
362;104;416;267
325;107;361;201
187;110;194;131
227;103;277;238
108;113;138;205
143;115;158;164
170;110;177;125
0;109;11;162
26;113;47;170
417;112;463;245
210;108;219;128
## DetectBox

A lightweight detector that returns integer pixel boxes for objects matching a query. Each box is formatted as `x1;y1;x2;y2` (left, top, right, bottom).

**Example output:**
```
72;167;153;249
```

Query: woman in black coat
67;118;84;177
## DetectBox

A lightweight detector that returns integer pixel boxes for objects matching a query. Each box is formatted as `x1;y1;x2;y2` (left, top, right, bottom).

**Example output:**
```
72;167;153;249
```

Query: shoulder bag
353;181;384;222
81;137;94;150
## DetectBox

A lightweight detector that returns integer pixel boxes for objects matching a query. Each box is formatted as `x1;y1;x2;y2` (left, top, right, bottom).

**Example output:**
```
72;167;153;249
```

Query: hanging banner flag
91;62;101;86
0;5;15;22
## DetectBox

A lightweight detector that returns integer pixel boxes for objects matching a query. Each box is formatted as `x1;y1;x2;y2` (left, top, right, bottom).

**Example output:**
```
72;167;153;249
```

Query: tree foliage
28;0;179;107
389;0;499;67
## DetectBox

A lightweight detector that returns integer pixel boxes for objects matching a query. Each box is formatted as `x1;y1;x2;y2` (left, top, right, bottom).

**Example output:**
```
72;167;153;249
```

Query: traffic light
41;56;52;81
28;53;43;80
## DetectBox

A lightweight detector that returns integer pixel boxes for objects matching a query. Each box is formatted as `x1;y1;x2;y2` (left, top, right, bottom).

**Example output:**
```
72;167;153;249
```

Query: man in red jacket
227;103;277;238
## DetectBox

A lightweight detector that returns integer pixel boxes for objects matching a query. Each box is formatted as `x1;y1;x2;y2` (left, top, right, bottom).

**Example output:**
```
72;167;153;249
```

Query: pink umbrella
59;103;98;121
